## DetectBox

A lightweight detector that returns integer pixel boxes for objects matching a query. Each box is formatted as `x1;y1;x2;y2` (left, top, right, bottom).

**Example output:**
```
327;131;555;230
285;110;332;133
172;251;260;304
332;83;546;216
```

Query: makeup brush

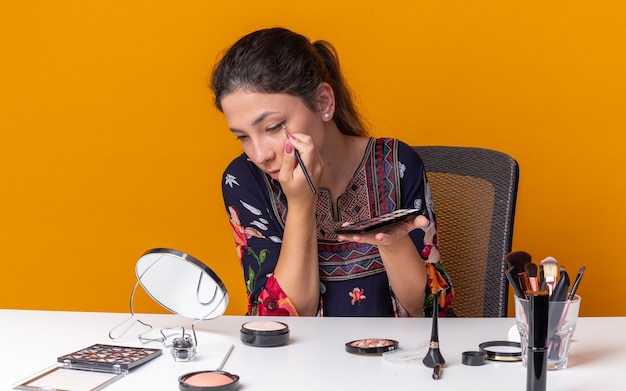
550;266;570;302
505;251;533;297
540;257;559;297
506;268;527;299
547;266;570;359
553;266;586;351
423;290;445;369
568;266;586;301
505;251;532;276
518;272;532;297
524;262;540;292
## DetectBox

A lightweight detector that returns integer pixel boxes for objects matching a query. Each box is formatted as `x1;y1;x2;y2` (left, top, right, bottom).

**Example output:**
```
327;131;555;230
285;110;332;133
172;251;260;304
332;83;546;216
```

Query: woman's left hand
336;215;430;247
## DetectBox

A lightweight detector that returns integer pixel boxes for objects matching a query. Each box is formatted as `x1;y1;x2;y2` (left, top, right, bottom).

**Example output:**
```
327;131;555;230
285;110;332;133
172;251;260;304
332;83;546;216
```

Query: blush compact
179;371;239;391
345;338;399;355
240;320;290;347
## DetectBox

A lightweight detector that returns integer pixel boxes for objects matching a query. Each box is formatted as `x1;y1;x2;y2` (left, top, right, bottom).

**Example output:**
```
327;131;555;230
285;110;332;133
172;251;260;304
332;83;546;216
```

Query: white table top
1;310;623;391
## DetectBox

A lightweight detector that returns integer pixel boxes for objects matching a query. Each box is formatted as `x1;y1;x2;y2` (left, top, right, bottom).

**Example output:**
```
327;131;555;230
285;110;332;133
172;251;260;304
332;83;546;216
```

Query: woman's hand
336;215;430;247
279;132;321;203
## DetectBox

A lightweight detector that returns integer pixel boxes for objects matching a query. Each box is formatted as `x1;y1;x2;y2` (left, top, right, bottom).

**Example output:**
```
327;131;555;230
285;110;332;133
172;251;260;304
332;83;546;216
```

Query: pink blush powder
184;372;233;387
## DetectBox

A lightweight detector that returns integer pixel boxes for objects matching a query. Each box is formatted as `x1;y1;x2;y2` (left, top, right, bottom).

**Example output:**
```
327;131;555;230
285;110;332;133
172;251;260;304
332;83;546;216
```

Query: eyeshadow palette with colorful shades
57;343;162;371
334;208;426;234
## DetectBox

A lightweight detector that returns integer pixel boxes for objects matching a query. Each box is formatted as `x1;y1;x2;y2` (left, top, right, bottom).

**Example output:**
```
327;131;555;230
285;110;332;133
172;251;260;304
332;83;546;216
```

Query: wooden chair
414;146;519;317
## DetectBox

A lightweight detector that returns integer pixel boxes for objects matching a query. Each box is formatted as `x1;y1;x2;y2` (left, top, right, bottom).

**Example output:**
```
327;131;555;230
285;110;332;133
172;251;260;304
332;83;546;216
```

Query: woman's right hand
280;133;321;203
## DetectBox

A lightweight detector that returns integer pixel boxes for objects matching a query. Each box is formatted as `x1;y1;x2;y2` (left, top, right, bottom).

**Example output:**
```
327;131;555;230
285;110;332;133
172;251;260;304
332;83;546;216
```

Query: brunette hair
210;27;369;137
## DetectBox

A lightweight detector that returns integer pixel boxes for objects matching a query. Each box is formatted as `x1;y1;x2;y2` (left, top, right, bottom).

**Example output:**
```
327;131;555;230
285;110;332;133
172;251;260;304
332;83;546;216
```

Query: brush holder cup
514;295;581;370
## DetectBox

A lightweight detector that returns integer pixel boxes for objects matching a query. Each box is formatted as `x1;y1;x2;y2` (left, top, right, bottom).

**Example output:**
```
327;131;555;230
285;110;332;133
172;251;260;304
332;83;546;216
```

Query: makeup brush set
504;251;585;302
506;251;586;361
506;251;586;389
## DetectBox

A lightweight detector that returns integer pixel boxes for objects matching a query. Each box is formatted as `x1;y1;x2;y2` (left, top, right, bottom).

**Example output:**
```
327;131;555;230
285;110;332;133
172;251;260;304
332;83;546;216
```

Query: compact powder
241;320;288;332
186;373;233;387
179;371;239;391
345;338;399;355
240;321;290;347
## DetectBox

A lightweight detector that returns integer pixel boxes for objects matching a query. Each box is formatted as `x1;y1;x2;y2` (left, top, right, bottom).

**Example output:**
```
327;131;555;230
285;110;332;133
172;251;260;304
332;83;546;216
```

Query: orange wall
1;1;625;317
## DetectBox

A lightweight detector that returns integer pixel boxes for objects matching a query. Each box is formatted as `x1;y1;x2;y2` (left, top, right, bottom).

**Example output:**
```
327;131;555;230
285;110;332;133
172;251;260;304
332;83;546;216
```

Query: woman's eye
267;121;286;132
235;134;248;141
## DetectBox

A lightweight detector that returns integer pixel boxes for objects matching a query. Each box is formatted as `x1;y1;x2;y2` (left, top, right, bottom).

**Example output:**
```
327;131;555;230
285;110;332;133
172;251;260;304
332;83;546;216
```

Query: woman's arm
223;141;321;316
272;136;321;316
272;202;319;315
222;155;300;316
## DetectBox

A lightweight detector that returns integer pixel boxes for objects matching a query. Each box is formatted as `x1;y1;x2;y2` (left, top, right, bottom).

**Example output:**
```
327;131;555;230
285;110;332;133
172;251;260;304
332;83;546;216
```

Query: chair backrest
413;146;519;317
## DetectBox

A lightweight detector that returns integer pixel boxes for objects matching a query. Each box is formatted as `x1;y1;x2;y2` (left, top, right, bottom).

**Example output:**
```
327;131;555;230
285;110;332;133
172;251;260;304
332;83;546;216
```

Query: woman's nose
248;139;275;164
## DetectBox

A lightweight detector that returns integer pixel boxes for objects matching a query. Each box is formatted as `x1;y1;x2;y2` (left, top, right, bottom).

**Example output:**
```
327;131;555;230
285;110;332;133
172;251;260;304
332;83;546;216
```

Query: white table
1;310;623;390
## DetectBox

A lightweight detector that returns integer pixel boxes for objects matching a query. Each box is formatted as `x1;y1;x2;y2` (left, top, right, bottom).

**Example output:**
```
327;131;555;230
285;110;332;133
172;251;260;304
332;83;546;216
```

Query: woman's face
220;90;322;180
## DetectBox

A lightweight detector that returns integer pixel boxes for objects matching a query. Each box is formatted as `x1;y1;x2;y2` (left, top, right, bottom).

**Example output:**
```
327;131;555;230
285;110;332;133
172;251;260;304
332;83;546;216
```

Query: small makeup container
345;338;399;355
179;371;240;391
462;351;487;366
171;336;197;362
240;320;290;347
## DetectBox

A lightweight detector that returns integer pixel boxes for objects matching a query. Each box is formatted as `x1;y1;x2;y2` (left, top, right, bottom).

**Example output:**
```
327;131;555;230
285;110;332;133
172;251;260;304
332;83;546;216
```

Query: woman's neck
318;129;370;198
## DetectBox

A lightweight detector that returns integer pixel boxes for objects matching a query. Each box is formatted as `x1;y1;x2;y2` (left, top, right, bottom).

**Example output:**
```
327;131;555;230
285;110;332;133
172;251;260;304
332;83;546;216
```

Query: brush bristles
540;257;559;279
540;256;559;296
524;262;538;278
505;251;532;275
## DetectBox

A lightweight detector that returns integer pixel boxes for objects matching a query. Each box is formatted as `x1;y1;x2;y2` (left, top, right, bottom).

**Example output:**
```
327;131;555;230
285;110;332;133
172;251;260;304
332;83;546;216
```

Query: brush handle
506;268;526;298
518;272;532;296
423;290;445;368
293;149;317;194
568;266;586;300
551;270;570;302
430;290;440;341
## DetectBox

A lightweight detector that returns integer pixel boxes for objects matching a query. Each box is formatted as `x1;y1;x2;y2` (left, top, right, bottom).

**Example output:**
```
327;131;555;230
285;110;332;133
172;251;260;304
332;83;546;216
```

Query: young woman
211;27;453;317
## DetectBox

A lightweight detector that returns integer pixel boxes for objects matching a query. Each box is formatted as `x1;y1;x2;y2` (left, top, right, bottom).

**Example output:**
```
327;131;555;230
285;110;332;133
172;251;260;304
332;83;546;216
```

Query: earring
324;113;330;119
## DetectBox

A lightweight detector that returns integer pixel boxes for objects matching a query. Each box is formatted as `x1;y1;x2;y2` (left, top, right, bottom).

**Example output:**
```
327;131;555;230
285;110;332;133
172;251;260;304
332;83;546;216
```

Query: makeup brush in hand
540;257;559;297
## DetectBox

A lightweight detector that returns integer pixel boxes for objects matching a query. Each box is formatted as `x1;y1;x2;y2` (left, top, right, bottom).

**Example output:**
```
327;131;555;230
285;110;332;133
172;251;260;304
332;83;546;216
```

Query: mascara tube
527;292;549;391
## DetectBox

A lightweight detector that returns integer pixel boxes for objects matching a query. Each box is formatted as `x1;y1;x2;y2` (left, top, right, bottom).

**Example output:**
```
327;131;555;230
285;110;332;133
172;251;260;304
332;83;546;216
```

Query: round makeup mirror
136;248;229;320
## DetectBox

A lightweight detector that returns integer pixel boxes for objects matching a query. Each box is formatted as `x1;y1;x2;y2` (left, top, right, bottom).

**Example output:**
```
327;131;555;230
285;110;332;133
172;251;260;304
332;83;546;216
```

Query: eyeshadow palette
334;208;426;234
14;344;162;391
57;344;162;371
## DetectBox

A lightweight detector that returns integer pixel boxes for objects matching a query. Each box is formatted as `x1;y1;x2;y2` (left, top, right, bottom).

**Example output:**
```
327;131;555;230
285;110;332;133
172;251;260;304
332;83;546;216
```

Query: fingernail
285;142;293;154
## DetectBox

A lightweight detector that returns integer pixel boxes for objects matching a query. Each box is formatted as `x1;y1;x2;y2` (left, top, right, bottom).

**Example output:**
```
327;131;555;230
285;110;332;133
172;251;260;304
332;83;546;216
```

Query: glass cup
514;295;581;370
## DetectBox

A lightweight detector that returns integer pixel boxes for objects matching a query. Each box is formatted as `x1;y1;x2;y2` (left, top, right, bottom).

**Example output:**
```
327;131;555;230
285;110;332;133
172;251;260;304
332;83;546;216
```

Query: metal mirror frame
135;248;229;320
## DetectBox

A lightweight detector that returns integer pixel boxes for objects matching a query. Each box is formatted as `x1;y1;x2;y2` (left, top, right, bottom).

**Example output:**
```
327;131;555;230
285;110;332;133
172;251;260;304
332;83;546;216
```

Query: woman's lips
268;170;280;180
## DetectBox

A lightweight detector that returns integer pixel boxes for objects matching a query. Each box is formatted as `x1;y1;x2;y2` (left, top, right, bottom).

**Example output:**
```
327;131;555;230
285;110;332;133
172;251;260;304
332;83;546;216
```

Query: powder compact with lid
240;320;290;347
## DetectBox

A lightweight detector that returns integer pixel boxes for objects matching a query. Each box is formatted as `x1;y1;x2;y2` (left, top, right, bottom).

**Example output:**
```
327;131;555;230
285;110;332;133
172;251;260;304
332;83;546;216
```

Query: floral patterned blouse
222;138;454;317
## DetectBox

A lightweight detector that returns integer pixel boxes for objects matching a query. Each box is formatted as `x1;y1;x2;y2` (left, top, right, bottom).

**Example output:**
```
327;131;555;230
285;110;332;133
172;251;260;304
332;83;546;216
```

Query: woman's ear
316;82;335;121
